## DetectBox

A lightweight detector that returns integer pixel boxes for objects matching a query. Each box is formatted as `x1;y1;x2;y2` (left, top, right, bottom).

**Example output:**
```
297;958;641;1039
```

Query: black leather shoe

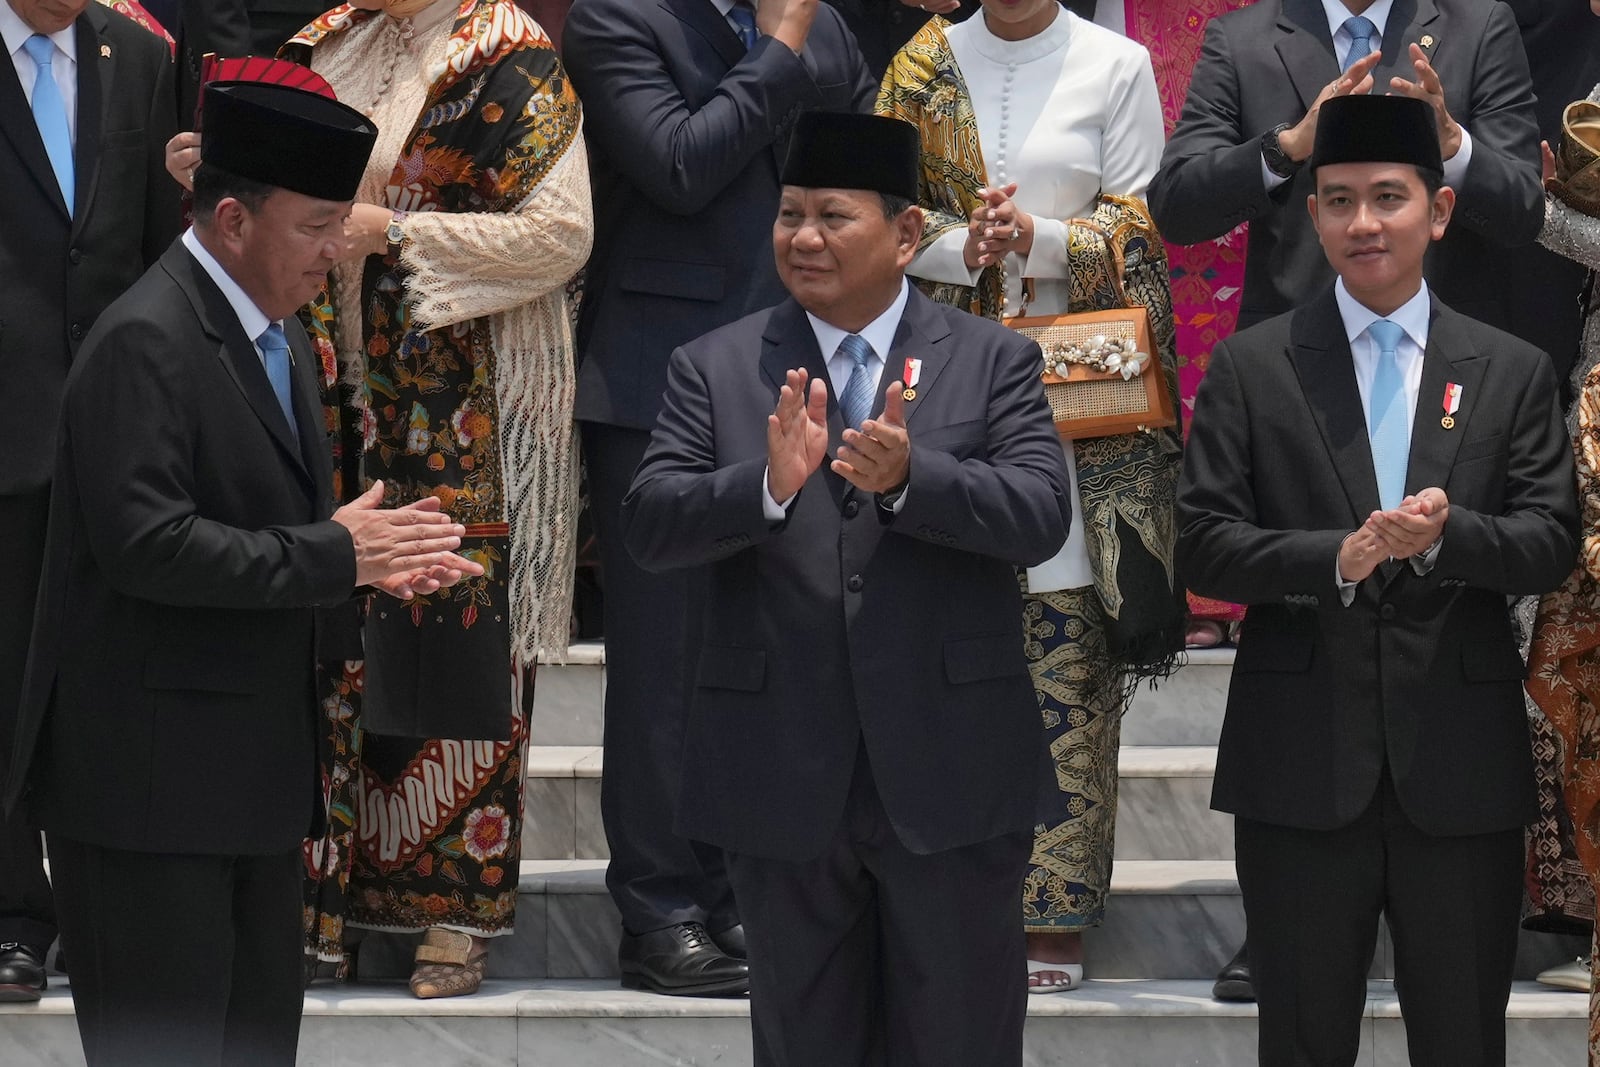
619;923;749;996
710;923;746;960
1212;942;1254;1002
0;944;46;1002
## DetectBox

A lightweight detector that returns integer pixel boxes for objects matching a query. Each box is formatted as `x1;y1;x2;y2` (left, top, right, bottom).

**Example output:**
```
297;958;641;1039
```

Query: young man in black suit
6;82;481;1066
0;0;181;1003
1177;94;1578;1066
624;112;1071;1066
562;0;877;996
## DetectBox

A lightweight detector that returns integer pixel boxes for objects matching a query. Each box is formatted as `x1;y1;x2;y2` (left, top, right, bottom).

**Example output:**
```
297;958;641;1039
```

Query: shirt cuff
762;466;797;522
1441;126;1472;189
1262;152;1291;193
879;484;909;515
1336;553;1360;607
1410;534;1444;576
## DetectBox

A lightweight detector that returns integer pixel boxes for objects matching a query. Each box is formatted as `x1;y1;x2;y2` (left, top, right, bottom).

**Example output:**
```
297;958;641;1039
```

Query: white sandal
1026;959;1083;994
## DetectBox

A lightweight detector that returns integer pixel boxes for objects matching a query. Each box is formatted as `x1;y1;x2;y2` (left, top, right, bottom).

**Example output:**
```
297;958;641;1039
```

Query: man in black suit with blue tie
624;111;1071;1066
1177;94;1578;1065
563;0;876;995
0;0;180;1002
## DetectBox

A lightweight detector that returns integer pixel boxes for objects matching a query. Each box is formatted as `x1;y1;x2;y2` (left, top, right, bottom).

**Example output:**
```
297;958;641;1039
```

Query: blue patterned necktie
1342;15;1377;70
22;35;74;215
258;323;299;437
1366;319;1409;511
728;0;758;50
837;334;876;430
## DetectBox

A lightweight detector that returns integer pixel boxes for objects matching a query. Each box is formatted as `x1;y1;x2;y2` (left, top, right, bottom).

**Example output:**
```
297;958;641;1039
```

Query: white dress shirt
1332;278;1442;600
764;280;911;518
1260;0;1472;191
182;227;278;368
0;2;79;144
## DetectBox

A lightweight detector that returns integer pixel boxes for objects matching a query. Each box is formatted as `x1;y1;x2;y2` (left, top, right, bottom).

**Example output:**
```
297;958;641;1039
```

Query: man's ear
1306;192;1320;229
1430;186;1456;240
897;205;924;253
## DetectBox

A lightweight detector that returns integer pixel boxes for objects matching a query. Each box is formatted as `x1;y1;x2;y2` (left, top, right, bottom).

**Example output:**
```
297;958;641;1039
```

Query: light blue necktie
837;334;875;430
258;323;299;437
1366;319;1409;511
22;35;74;215
1342;15;1377;71
728;0;758;50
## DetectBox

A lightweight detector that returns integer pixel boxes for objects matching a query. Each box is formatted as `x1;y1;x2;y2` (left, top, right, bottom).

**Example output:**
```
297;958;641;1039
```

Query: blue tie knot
1368;318;1404;356
23;34;54;69
1342;15;1377;69
258;323;289;352
841;333;871;369
728;1;758;49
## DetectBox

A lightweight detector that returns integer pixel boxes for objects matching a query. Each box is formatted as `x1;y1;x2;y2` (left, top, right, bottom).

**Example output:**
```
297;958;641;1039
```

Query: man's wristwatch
1261;123;1303;180
384;210;409;255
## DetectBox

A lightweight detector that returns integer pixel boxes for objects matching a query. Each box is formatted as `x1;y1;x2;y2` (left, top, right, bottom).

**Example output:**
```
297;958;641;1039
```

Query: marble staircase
3;645;1590;1064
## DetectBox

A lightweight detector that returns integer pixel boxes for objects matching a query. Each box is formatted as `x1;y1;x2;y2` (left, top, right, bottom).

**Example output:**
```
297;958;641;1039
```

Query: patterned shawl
284;2;582;678
877;17;1184;679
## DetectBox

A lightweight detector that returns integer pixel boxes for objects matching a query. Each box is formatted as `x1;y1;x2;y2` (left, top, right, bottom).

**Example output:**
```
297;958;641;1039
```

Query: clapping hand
1390;45;1463;160
1276;51;1380;163
833;382;911;495
767;368;830;504
1364;487;1449;559
332;480;486;592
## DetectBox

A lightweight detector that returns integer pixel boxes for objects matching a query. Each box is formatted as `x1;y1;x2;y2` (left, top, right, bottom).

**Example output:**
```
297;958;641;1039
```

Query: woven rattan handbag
1007;287;1176;440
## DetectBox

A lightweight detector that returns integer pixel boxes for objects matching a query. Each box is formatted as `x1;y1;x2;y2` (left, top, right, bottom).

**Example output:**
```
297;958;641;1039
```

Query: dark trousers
0;490;55;957
1235;774;1525;1067
726;747;1032;1067
49;836;304;1067
581;421;736;935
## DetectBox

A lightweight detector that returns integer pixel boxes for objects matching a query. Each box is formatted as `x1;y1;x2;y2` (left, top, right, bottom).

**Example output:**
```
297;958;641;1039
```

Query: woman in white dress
878;0;1183;993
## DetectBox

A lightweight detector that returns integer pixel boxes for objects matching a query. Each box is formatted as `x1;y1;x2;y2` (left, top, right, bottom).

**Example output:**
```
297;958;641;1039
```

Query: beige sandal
409;928;489;999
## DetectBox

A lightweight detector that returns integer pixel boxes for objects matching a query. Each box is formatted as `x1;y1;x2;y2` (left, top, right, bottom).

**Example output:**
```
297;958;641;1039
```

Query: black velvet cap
202;82;377;202
780;112;921;201
1309;94;1444;176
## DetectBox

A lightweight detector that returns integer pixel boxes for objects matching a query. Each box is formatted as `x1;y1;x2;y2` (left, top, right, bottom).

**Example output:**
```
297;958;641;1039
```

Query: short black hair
1417;165;1444;197
880;193;914;220
191;162;275;222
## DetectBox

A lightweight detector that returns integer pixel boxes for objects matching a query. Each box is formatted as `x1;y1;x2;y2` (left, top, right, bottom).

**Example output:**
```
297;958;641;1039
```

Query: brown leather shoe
409;929;488;999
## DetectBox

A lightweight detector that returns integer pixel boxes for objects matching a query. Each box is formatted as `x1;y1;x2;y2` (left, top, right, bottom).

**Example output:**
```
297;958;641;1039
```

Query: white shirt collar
182;227;274;350
710;0;754;15
1321;0;1396;44
1334;277;1431;352
806;278;912;383
0;2;77;65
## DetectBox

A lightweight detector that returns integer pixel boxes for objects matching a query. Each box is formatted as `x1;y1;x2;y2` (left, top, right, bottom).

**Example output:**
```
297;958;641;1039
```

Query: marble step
349;859;1585;985
4;979;1585;1066
519;745;1232;863
530;642;1236;749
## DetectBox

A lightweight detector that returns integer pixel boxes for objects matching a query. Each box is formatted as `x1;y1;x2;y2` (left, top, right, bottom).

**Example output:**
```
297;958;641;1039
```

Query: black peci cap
780;112;921;202
202;81;377;202
1309;94;1444;177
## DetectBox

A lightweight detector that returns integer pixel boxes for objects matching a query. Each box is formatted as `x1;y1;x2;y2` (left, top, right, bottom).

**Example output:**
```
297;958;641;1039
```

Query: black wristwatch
1261;123;1303;180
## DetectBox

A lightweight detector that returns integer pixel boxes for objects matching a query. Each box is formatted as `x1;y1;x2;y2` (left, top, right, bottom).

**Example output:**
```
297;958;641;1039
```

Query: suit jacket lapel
0;31;68;216
163;242;312;484
1375;0;1439;86
878;287;953;430
70;8;108;231
1404;302;1483;498
1288;289;1381;524
662;0;745;72
1275;0;1339;112
286;322;333;510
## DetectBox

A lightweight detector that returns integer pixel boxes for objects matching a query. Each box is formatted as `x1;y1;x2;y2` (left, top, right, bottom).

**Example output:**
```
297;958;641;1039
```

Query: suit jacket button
846;574;864;593
843;500;860;518
69;322;84;341
68;248;82;265
1379;603;1396;621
